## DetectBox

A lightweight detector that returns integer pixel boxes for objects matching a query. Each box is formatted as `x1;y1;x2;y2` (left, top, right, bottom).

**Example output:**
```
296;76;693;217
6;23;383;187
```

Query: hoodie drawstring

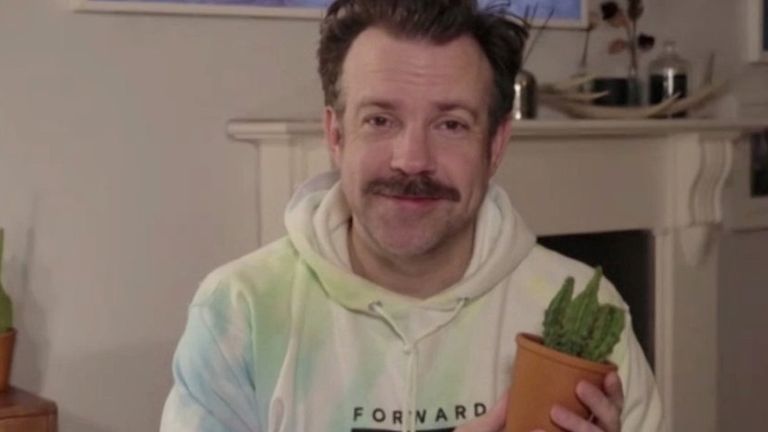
369;298;468;432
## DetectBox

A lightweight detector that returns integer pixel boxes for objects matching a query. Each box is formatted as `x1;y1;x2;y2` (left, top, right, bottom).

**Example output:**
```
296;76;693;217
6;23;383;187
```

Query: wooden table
0;387;56;432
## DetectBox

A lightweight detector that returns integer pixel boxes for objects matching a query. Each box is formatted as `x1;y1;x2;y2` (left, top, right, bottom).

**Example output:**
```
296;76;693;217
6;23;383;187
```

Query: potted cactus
506;267;626;432
0;228;15;393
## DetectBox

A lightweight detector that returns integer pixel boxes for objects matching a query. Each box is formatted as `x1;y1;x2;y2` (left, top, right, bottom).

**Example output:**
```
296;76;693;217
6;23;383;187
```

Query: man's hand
454;372;623;432
453;393;508;432
544;371;624;432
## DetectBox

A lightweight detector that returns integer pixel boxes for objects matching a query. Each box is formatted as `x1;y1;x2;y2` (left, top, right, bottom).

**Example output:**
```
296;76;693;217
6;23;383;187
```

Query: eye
363;115;395;129
437;119;470;133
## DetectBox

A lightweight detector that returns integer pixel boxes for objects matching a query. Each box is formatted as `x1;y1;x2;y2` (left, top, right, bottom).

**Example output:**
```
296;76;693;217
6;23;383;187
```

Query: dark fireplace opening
539;230;655;369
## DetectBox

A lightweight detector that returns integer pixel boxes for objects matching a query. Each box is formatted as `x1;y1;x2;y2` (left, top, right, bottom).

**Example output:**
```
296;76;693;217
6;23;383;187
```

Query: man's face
324;27;511;259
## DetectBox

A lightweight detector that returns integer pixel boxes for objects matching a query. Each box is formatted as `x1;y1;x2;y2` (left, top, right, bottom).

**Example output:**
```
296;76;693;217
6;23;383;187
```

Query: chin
373;229;443;259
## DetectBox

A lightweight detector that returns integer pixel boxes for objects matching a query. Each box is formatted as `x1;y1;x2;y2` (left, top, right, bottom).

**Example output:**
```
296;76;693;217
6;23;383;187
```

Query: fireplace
540;230;655;368
227;118;768;432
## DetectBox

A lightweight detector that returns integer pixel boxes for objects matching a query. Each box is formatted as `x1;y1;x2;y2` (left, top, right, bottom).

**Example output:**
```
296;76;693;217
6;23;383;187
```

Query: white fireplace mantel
228;118;768;432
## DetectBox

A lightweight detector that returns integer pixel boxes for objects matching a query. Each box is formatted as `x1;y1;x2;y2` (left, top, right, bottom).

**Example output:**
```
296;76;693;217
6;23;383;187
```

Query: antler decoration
538;76;729;119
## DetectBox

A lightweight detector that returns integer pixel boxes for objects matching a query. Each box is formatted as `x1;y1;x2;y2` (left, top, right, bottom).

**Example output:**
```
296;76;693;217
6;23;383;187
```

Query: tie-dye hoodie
160;172;663;432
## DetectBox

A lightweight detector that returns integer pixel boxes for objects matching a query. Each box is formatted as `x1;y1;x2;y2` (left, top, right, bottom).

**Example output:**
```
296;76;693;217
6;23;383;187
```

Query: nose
390;126;436;175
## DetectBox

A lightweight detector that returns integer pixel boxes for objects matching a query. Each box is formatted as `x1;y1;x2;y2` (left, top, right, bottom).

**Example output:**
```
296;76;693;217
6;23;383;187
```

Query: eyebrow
435;102;479;122
355;98;398;112
354;98;480;121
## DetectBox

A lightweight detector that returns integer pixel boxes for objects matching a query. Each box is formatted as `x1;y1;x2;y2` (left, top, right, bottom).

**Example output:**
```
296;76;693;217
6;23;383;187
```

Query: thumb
454;393;508;432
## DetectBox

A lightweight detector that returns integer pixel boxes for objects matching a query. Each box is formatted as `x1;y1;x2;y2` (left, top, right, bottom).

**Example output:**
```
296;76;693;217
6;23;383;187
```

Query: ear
488;114;512;177
324;106;343;168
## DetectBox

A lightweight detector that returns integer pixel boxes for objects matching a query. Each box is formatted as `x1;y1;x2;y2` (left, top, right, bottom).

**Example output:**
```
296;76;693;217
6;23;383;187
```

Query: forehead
339;27;493;113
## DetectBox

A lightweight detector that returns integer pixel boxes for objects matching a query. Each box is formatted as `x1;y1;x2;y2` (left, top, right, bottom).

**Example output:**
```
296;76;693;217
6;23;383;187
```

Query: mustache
364;174;460;202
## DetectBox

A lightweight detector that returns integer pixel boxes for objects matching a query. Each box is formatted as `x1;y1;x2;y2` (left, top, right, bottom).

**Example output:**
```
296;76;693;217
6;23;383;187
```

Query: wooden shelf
0;387;57;432
227;118;768;141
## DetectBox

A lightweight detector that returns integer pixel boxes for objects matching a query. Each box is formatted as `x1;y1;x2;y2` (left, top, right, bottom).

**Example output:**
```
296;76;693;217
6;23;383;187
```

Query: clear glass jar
648;40;690;118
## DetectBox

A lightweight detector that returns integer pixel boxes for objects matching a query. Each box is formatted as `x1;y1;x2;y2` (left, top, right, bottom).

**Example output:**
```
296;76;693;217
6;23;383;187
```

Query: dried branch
522;6;555;67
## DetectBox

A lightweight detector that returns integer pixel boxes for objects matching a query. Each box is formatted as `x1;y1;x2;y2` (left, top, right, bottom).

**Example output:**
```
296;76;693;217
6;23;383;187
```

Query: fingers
458;374;624;432
603;372;625;413
550;404;602;432
550;373;623;432
454;393;507;432
576;380;621;430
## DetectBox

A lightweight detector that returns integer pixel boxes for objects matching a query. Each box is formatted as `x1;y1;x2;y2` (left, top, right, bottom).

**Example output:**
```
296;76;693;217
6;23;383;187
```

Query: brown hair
317;0;528;134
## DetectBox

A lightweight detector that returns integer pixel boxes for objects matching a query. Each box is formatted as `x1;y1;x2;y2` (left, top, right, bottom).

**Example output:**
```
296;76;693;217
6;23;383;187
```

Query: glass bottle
513;69;537;120
648;40;690;118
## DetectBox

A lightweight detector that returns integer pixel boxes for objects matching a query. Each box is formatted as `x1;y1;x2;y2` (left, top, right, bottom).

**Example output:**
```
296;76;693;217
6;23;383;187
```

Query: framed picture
725;131;768;232
752;132;768;198
71;0;588;29
747;0;768;62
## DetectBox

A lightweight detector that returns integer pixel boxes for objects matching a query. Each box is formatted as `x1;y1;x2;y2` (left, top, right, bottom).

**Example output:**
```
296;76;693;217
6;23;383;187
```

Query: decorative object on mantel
0;229;15;393
513;69;538;120
574;10;600;81
512;5;556;120
592;0;655;106
648;40;690;118
539;74;729;119
70;0;589;28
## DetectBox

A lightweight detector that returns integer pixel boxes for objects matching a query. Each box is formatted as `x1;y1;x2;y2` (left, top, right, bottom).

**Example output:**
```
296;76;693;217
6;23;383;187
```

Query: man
160;1;662;431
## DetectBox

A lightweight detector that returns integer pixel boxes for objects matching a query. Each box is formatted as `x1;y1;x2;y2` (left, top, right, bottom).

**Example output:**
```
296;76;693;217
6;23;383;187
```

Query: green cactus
541;267;625;363
583;305;625;362
560;268;602;355
542;276;573;349
0;229;12;333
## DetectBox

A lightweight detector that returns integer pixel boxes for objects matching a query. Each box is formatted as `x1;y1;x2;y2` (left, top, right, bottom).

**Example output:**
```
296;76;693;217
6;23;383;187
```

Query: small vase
592;77;630;106
648;40;690;118
513;69;537;120
505;333;617;432
626;66;642;107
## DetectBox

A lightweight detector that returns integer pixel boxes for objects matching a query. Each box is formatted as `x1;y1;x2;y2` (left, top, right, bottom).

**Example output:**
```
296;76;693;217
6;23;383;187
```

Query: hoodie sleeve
160;283;261;432
618;325;665;432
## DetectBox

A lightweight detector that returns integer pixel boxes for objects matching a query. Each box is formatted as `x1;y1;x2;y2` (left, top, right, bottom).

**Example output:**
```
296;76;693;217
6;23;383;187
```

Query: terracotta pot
506;333;617;432
0;328;16;393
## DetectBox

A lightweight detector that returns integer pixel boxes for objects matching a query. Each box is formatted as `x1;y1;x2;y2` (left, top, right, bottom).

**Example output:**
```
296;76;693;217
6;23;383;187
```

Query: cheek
338;146;377;197
459;174;487;206
344;142;390;175
443;151;490;188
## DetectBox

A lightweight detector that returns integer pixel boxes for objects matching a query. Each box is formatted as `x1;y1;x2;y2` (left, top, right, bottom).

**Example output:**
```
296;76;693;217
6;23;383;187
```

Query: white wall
644;3;768;431
0;0;765;431
718;231;768;431
0;1;320;431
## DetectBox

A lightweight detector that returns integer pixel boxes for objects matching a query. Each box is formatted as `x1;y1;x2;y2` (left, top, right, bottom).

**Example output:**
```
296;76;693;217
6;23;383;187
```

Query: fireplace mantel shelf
228;117;768;266
228;117;768;431
227;118;768;141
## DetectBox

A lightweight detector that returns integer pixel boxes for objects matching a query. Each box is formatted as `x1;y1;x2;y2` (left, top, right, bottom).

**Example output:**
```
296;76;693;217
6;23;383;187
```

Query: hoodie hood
284;171;536;315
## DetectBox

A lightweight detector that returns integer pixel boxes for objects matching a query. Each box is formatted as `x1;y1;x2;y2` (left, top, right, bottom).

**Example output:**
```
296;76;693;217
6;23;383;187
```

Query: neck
347;223;475;299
